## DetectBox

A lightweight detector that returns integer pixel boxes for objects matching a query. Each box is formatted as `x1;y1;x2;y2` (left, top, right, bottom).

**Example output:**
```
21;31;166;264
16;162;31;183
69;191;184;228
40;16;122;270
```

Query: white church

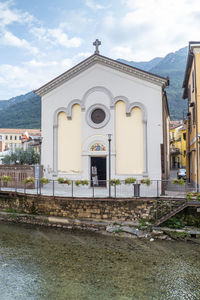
35;40;170;187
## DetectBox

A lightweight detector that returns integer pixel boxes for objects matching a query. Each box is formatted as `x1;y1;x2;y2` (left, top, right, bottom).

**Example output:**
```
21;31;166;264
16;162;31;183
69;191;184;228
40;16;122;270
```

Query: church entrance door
91;157;106;187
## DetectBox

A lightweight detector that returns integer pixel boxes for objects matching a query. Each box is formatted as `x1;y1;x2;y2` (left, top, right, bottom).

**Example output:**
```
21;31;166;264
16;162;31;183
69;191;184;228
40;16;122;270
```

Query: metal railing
0;179;196;199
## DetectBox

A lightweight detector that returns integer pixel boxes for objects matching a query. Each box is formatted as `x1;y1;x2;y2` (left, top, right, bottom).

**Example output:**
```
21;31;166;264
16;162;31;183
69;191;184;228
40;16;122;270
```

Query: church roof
35;53;169;97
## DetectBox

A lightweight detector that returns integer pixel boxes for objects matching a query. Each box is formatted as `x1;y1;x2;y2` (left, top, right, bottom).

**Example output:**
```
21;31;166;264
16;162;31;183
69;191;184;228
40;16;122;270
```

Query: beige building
0;129;41;152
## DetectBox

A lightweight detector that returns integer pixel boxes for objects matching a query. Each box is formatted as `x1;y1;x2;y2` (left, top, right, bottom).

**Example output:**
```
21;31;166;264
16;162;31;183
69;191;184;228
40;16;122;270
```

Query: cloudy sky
0;0;200;99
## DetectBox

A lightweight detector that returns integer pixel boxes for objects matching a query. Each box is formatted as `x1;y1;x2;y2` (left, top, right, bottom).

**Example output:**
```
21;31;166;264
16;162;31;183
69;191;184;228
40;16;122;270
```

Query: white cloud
48;28;82;48
31;26;82;48
0;1;35;29
111;46;135;60
0;31;39;54
102;0;200;60
86;0;106;10
0;51;91;98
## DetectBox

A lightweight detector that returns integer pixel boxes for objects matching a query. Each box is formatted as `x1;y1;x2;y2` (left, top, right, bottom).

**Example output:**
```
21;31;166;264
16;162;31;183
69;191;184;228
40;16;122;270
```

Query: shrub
179;178;185;186
110;179;121;186
3;148;39;165
81;180;89;186
75;180;88;186
40;177;49;184
172;178;179;184
24;177;34;184
125;177;136;184
58;177;71;185
186;193;193;201
141;178;151;186
163;217;184;229
196;193;200;201
172;178;185;186
1;175;12;182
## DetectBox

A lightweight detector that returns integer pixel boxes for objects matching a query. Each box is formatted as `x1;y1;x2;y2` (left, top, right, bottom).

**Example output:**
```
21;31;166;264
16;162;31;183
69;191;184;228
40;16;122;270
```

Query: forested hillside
0;46;188;128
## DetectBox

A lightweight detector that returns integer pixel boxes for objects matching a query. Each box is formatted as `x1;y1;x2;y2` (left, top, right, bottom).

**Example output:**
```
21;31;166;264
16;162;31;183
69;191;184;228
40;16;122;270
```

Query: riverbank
1;210;200;242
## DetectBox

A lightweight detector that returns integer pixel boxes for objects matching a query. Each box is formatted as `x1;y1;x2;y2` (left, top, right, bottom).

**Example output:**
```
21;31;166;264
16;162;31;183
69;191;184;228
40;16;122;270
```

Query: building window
86;104;110;129
10;136;12;140
0;135;2;141
192;70;195;92
183;133;186;140
15;136;17;140
19;136;21;140
14;143;17;148
9;143;12;149
5;136;8;140
193;105;196;125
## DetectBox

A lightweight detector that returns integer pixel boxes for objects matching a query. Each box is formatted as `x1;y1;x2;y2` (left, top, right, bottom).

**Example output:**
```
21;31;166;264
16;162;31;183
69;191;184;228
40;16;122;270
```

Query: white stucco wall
41;63;163;180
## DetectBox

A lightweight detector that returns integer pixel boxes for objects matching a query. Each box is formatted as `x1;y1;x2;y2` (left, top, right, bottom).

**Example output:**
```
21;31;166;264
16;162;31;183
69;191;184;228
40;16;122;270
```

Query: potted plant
110;179;121;186
24;177;35;184
141;178;151;186
1;175;12;187
125;177;136;184
58;177;71;185
75;180;89;187
40;177;50;184
172;178;185;186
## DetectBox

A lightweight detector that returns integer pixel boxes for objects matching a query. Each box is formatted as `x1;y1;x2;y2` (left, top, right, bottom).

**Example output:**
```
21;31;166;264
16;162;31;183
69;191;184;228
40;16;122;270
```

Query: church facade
35;43;170;185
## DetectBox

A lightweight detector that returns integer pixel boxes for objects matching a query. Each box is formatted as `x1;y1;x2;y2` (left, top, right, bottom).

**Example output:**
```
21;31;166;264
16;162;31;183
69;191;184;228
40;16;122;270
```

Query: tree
3;148;40;165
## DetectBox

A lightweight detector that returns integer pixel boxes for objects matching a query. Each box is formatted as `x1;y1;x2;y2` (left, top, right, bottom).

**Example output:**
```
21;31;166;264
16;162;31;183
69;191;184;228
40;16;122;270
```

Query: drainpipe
192;50;199;192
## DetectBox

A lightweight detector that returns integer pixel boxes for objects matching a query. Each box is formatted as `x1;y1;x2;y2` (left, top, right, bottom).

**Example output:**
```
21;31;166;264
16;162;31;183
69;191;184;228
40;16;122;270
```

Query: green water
0;223;200;300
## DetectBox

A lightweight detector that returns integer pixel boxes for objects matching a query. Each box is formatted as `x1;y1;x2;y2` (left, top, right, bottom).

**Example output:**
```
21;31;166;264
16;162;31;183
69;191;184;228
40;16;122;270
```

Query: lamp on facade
108;134;112;198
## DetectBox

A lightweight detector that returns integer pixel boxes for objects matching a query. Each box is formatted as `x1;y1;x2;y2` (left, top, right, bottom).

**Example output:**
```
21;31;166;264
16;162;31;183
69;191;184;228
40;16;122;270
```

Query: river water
0;223;200;300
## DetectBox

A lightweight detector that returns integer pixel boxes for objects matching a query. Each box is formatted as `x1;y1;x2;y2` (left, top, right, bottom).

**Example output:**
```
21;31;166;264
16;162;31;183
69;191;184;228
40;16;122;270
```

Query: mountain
118;57;163;72
118;46;188;120
0;46;188;128
0;91;41;128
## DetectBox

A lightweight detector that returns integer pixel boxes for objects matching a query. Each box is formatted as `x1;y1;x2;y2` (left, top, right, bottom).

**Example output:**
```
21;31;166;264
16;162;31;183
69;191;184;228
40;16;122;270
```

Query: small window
183;133;186;140
19;136;21;140
9;143;12;149
5;136;8;140
10;136;12;140
193;105;196;125
15;136;17;140
192;70;195;92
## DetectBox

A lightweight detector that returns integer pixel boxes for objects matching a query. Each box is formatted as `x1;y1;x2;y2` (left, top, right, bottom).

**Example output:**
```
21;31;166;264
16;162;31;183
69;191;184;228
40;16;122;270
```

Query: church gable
35;54;169;97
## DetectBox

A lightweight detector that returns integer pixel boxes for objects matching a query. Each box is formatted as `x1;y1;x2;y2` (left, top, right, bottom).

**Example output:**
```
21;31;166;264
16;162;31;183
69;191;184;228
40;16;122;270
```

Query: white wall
41;63;163;180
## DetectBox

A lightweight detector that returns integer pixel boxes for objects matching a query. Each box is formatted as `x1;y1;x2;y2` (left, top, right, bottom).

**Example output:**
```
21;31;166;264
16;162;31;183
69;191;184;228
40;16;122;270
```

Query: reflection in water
0;223;200;300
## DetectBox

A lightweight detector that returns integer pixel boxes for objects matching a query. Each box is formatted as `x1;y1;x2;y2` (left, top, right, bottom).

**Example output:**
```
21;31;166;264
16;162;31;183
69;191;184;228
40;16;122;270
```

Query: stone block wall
0;192;159;222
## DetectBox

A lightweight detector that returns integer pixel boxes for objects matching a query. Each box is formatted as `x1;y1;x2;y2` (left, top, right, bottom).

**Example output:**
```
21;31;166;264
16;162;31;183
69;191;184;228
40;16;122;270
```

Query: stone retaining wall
0;191;160;222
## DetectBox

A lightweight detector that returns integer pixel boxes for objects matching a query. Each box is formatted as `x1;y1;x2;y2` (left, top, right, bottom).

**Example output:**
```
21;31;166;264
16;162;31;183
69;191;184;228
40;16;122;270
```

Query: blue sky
0;0;200;99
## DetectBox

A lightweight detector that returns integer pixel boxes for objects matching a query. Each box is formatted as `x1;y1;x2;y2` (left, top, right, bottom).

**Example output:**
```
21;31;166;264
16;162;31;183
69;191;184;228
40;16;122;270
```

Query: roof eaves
35;54;169;97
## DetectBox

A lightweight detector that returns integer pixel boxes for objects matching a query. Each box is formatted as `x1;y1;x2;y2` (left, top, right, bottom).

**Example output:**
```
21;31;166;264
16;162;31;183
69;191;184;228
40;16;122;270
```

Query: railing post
53;180;55;197
72;180;74;198
115;184;116;199
15;179;17;193
36;179;38;195
157;180;159;198
24;183;26;195
39;180;41;195
92;183;94;199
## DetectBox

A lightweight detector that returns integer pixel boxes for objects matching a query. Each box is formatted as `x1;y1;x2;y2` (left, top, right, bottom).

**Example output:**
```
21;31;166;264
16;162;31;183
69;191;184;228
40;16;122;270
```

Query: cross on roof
93;39;101;54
